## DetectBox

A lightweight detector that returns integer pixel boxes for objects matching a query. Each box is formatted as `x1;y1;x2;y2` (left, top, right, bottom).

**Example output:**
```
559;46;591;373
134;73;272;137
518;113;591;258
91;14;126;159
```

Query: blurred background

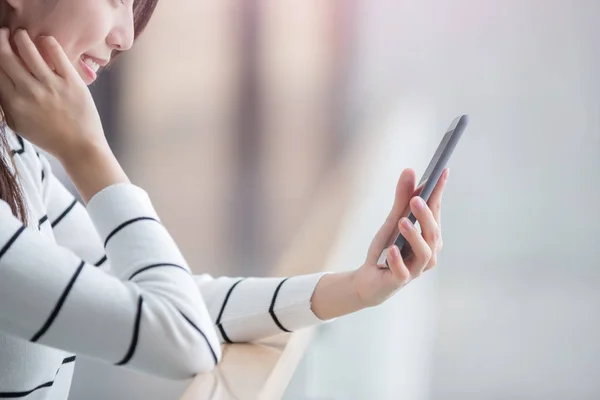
62;0;600;399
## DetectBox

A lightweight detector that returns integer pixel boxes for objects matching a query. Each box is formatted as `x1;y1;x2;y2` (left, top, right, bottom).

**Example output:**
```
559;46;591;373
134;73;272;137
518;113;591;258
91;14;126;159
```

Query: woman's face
5;0;135;85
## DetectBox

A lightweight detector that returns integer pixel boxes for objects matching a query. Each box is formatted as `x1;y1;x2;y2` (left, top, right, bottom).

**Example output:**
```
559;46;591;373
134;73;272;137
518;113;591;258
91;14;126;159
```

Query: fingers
410;196;440;271
403;169;449;273
386;245;411;284
413;181;425;197
0;66;15;96
35;36;56;72
427;168;449;227
40;36;75;80
378;169;416;247
397;217;432;276
387;168;417;221
0;28;34;88
13;30;54;84
411;194;441;250
366;168;416;263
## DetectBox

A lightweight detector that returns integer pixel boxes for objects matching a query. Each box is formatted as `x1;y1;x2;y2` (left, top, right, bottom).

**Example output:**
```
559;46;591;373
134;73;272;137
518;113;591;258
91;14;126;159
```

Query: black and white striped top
0;130;326;399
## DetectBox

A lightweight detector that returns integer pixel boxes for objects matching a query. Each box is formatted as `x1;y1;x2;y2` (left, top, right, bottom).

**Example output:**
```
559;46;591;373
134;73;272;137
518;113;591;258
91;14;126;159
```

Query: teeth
82;56;100;73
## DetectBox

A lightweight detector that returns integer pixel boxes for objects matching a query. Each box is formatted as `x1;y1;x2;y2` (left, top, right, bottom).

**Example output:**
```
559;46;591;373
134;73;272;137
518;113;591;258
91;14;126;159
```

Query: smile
81;55;100;73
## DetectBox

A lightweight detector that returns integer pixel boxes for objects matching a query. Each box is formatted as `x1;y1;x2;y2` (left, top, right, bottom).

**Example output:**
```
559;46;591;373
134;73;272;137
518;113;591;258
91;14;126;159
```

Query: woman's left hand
353;167;448;307
310;167;448;320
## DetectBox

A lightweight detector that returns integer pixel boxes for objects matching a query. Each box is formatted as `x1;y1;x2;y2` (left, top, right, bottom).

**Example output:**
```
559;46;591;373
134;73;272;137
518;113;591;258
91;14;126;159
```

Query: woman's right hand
0;28;107;163
0;28;129;203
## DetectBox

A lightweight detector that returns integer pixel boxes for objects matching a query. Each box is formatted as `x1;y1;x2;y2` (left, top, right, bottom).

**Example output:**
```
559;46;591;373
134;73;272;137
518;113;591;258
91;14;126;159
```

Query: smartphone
377;114;469;267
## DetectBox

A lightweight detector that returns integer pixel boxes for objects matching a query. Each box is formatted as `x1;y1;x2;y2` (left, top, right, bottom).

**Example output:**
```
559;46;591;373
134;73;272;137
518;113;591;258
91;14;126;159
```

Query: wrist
56;135;110;169
310;270;366;320
59;141;130;203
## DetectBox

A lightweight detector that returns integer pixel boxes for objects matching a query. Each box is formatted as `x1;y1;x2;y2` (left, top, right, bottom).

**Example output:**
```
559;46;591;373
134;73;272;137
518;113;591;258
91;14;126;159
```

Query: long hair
0;0;160;223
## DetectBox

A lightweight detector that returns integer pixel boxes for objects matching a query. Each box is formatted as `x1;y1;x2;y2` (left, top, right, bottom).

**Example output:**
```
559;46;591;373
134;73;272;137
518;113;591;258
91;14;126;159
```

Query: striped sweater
0;130;326;399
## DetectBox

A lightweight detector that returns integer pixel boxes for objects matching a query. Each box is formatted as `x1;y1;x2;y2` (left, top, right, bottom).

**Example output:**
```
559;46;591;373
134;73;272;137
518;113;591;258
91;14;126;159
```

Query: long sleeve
0;182;221;379
39;153;327;345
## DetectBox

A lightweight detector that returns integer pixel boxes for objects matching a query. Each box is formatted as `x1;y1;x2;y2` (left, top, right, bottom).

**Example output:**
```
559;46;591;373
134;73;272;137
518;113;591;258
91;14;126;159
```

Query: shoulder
0;126;43;177
3;127;42;170
3;128;47;217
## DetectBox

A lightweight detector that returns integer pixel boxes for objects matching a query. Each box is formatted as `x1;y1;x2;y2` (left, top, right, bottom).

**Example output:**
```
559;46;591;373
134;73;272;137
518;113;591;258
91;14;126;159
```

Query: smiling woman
0;0;158;224
0;0;158;83
0;0;446;399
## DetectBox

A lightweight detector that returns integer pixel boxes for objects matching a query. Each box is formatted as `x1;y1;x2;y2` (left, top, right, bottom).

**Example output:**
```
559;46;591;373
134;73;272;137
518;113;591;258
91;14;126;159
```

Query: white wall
69;1;600;399
284;99;441;399
425;1;600;398
290;1;600;399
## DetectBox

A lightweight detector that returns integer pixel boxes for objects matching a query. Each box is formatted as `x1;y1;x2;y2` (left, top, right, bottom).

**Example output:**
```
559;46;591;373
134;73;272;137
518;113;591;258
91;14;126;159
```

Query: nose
106;15;135;52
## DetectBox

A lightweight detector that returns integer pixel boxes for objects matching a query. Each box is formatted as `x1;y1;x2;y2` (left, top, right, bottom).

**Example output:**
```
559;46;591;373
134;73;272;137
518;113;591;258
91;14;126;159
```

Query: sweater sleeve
39;153;327;345
0;183;221;380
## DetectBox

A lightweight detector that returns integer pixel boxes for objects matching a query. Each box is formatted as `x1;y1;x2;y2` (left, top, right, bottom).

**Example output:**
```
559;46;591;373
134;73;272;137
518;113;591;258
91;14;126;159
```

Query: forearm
58;140;362;327
310;270;366;320
58;141;129;204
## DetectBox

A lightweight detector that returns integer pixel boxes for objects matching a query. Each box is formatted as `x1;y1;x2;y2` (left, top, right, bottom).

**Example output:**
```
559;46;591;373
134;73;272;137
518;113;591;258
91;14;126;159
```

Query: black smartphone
378;114;469;267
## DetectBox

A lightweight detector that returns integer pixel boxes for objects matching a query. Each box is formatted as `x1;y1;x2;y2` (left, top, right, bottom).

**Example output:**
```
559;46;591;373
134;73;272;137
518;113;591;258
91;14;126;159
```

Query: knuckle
424;258;437;272
423;228;438;247
434;227;442;242
395;267;411;282
412;248;428;267
29;86;45;101
429;253;438;267
420;245;433;262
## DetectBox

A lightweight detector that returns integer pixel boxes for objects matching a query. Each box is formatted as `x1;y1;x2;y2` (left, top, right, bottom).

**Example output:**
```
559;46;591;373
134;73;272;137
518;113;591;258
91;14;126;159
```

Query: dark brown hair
0;0;159;223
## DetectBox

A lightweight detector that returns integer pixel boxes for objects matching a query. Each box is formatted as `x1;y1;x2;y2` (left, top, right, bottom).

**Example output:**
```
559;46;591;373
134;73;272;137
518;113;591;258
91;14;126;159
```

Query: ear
4;0;23;12
2;0;31;27
1;0;24;24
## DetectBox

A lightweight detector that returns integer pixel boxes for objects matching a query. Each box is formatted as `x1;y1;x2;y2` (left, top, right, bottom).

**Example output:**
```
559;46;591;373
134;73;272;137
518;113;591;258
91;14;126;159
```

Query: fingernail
415;197;426;208
390;245;400;258
401;218;412;230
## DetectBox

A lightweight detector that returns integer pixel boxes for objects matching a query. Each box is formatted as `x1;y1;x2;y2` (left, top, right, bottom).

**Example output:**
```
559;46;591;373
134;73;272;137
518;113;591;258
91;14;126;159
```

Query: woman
0;0;447;398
